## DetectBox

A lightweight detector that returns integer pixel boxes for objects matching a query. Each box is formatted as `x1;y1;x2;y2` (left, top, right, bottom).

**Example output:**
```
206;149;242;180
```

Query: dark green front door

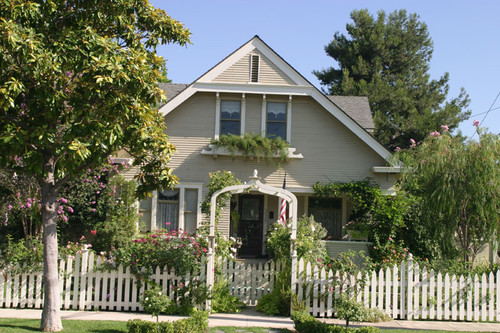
238;195;263;257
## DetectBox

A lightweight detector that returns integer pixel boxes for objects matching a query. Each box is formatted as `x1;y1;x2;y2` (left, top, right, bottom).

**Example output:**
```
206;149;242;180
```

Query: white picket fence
0;251;278;311
296;256;500;322
2;251;500;322
0;251;204;312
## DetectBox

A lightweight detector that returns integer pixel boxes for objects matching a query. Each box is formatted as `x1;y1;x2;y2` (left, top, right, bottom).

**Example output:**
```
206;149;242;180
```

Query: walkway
1;307;500;331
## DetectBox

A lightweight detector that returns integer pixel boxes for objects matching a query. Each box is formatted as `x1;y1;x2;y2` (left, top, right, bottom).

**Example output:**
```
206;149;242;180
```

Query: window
157;189;179;231
139;185;201;233
308;197;342;240
266;102;287;140
220;100;241;136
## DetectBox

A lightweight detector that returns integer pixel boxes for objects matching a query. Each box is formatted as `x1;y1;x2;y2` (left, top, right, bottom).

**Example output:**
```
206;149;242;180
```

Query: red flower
90;230;97;236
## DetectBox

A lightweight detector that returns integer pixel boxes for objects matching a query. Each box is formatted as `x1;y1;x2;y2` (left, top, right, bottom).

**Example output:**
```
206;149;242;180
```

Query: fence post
407;254;414;320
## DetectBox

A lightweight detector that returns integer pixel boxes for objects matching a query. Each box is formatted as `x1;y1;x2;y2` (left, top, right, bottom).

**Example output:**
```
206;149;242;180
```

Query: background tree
0;1;190;331
314;9;470;150
400;126;500;263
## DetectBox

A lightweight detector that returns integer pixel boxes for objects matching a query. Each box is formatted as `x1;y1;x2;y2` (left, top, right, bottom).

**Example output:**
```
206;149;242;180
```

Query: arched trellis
205;169;298;311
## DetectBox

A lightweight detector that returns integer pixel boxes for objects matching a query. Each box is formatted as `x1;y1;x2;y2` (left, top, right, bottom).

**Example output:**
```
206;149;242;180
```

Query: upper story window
220;100;241;136
266;102;287;140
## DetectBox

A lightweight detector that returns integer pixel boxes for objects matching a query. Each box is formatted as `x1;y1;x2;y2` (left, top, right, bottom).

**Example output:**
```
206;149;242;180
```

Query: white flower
145;297;149;301
158;292;162;295
229;237;236;242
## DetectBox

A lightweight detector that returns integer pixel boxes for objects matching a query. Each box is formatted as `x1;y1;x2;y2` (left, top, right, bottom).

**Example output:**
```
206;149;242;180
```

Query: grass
0;318;496;333
0;318;127;332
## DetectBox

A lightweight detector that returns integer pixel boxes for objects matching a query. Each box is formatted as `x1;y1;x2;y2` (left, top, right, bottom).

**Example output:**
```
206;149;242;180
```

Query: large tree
401;126;500;263
0;1;190;331
314;9;470;150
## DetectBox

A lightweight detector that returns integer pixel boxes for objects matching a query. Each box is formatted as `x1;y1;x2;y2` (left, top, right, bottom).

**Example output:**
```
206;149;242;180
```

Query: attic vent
250;54;259;82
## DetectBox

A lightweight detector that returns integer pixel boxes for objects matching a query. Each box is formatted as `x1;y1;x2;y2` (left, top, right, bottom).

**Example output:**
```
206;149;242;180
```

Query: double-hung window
157;189;179;231
220;100;241;136
266;102;287;140
139;185;202;233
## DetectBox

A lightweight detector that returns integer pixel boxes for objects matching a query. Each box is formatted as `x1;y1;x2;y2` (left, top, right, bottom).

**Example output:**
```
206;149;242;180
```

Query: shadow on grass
0;324;39;332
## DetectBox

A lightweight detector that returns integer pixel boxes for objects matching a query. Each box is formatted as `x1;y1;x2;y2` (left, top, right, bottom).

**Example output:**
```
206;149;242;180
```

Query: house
123;36;401;258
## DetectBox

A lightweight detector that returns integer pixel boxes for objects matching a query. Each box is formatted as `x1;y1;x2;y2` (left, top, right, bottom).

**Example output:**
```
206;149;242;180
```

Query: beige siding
163;93;388;192
213;49;296;85
244;95;262;134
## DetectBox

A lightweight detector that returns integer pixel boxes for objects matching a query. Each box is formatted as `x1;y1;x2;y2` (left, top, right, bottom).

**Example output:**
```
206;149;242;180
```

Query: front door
238;195;263;258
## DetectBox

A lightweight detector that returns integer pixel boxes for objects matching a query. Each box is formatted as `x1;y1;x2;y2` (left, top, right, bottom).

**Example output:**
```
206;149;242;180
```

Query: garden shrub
0;235;43;273
126;310;208;333
292;310;380;333
210;278;245;313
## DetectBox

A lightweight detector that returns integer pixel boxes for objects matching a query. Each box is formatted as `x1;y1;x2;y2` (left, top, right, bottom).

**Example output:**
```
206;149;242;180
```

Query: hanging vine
211;133;290;163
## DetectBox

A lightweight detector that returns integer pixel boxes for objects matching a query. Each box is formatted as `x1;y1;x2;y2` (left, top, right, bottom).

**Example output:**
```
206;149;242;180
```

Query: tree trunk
40;164;63;332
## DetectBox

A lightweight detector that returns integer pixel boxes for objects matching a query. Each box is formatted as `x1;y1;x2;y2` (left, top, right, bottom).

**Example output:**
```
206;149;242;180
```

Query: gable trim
158;36;393;163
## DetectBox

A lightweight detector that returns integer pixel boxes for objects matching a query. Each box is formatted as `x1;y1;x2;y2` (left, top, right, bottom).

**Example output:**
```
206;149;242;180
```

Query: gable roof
326;96;375;132
158;35;393;163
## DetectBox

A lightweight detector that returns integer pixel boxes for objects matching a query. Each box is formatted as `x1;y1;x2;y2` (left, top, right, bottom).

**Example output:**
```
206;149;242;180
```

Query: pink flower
473;120;480;127
430;131;440;138
60;198;68;204
440;125;449;132
394;147;401;152
91;201;96;204
388;237;393;241
68;206;74;213
7;204;12;210
26;202;31;208
91;208;96;213
62;215;68;222
96;191;100;194
410;138;416;145
373;246;377;249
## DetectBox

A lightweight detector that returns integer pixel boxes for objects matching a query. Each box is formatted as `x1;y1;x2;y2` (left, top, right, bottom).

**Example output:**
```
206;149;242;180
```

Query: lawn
0;318;494;333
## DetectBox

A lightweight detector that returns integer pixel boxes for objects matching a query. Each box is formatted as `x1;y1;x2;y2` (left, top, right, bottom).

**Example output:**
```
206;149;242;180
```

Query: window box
201;144;303;160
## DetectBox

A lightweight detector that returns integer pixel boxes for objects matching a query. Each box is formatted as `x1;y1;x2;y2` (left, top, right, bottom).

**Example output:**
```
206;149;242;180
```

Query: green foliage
0;2;190;327
93;175;139;252
141;288;172;322
369;237;410;270
59;170;139;253
210;278;245;313
126;310;208;333
313;181;409;263
292;310;380;333
0;235;43;273
200;170;242;259
335;295;369;329
314;9;470;150
267;215;328;266
106;230;208;282
400;130;500;263
211;133;290;163
256;270;293;316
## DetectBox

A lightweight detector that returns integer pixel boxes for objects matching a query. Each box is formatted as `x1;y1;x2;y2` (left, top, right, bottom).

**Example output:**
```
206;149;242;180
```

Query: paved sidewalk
1;307;500;331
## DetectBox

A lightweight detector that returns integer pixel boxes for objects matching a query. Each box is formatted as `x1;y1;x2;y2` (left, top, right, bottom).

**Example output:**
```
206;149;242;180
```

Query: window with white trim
139;185;202;233
220;100;241;136
266;101;287;140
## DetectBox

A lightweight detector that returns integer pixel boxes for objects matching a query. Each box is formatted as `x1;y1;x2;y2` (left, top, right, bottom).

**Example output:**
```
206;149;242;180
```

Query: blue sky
150;0;500;140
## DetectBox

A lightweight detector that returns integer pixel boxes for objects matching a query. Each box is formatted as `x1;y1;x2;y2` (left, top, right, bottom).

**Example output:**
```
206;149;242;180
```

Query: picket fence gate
296;255;500;322
2;251;500;322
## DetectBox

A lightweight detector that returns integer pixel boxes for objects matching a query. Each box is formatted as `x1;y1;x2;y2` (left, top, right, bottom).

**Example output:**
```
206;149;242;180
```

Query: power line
472;90;500;138
470;106;500;118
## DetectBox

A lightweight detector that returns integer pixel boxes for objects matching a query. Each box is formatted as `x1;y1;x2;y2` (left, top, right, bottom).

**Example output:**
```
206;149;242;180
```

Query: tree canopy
0;1;190;330
314;9;470;150
400;126;500;263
